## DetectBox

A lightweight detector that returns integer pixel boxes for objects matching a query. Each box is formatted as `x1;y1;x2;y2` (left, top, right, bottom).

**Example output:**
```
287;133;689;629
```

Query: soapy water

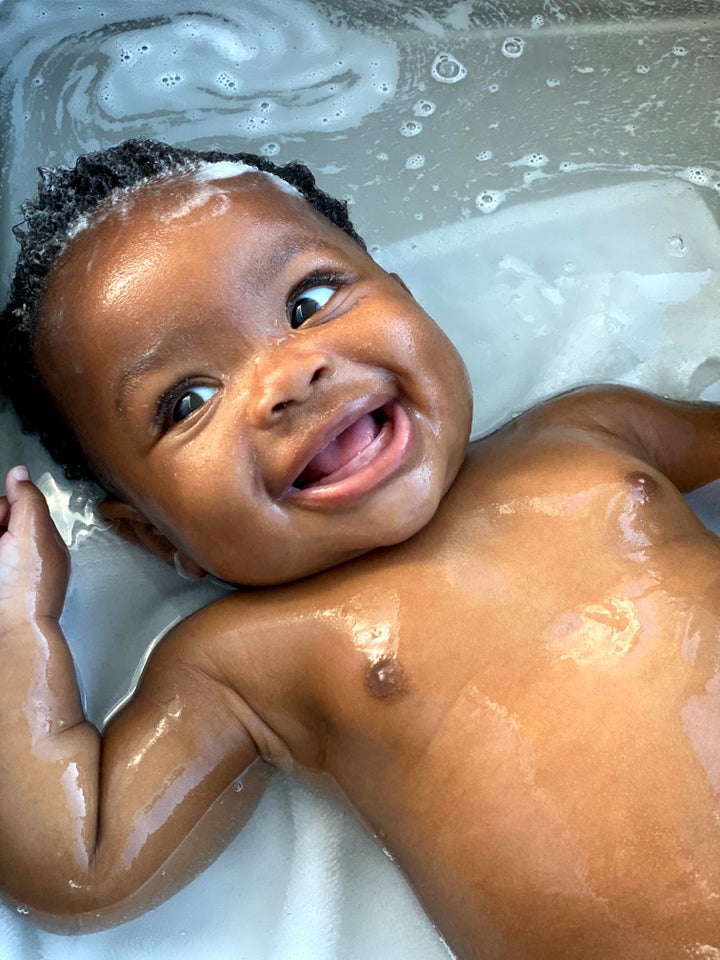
1;2;720;959
2;0;720;295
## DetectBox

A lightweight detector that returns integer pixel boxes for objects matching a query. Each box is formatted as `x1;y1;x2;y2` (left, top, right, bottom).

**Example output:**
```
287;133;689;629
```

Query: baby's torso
216;428;720;959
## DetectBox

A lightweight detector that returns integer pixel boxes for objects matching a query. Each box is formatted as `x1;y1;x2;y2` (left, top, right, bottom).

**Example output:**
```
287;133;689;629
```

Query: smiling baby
2;139;720;960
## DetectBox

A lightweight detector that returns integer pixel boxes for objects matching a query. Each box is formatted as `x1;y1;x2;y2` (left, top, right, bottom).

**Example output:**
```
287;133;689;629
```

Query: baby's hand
0;466;69;626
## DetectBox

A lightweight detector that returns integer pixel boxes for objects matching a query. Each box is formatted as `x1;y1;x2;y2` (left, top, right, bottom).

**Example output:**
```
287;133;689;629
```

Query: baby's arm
0;468;268;929
524;384;720;493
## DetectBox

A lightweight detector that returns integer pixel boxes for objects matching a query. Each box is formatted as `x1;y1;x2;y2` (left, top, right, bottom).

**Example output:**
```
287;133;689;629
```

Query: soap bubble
215;71;237;91
501;37;525;59
413;99;436;117
665;235;687;258
431;53;467;84
474;190;505;213
400;120;422;137
679;166;712;186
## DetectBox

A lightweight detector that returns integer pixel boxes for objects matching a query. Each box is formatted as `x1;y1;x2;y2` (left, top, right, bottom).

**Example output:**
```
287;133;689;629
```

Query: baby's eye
169;385;217;424
288;285;336;329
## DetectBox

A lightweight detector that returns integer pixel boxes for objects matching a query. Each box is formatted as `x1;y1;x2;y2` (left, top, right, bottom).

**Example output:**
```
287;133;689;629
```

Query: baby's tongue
297;413;380;486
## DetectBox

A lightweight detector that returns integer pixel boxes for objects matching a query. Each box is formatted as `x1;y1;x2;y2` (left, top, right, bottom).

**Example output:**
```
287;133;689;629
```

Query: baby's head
2;138;472;585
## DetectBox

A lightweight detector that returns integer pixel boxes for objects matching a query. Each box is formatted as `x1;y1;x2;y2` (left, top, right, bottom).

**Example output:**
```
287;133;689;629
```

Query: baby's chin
214;501;447;588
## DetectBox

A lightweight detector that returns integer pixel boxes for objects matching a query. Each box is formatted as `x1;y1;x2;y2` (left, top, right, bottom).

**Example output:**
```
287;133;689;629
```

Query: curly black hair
0;137;365;483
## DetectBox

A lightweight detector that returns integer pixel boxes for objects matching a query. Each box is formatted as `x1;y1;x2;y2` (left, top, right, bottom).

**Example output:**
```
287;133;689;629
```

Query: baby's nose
248;343;332;426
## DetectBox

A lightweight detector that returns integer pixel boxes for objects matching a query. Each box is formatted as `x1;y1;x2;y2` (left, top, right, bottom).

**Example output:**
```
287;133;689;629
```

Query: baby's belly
311;574;720;960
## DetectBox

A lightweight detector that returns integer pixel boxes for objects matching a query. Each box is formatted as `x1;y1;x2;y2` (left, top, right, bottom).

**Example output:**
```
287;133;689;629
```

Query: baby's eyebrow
115;327;197;416
246;237;344;287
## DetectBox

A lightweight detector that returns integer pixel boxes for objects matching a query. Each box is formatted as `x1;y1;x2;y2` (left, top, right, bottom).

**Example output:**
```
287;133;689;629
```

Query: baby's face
36;170;472;584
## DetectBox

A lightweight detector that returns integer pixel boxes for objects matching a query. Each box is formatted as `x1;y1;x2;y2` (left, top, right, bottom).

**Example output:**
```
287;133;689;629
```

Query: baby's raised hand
0;466;69;626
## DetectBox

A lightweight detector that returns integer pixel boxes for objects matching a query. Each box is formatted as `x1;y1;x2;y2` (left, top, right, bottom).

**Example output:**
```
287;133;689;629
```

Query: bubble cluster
53;5;400;142
501;37;525;59
215;71;238;92
559;161;580;172
405;154;425;170
546;77;561;88
530;14;545;29
476;149;492;161
413;99;435;117
524;152;548;167
259;141;280;156
679;166;712;185
474;190;505;213
160;72;182;88
400;120;422;137
636;64;649;74
672;44;688;56
430;53;467;84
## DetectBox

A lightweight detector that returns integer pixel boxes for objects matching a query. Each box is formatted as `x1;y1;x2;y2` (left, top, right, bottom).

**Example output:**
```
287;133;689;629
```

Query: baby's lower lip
285;400;415;505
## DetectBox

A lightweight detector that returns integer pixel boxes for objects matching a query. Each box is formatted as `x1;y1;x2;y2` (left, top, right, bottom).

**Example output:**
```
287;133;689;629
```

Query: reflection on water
2;0;720;296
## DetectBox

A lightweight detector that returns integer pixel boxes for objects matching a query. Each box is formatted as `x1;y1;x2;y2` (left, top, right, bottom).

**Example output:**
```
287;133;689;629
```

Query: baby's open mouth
292;406;390;490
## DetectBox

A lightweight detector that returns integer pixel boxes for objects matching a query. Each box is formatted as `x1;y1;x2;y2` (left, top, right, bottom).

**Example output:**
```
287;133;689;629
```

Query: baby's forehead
66;163;302;241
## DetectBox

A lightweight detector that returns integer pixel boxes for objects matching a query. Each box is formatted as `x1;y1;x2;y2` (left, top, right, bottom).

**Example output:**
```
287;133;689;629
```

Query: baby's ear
98;499;176;563
96;499;206;574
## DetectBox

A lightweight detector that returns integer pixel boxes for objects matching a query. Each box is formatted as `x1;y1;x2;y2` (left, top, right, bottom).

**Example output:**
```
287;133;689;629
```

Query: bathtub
1;1;719;958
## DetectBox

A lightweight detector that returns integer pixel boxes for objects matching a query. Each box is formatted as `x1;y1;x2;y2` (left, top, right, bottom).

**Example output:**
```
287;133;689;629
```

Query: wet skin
3;172;720;959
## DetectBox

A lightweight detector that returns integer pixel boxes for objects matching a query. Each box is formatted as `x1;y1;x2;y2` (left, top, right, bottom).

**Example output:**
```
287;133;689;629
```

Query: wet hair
0;137;365;483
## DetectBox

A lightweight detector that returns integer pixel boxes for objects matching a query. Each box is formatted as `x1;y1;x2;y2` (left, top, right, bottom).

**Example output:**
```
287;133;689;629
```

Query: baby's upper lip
278;392;395;497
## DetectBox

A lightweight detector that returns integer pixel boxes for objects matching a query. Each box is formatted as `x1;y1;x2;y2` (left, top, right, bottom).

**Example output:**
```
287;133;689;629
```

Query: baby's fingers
0;466;69;621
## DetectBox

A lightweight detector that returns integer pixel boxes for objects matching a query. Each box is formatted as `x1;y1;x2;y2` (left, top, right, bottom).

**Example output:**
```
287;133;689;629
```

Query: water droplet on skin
430;53;467;84
501;36;525;59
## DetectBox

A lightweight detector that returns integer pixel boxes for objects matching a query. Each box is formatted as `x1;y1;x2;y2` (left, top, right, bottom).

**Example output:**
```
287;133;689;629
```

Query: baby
2;138;720;960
